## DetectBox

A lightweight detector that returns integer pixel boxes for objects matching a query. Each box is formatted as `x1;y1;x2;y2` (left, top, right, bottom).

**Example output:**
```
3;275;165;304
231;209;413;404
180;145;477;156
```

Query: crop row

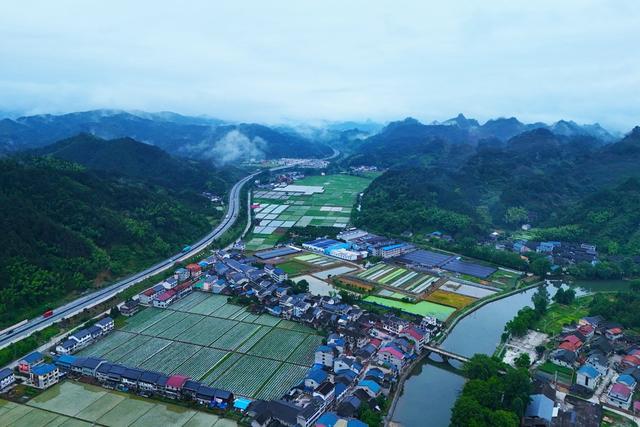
156;314;204;340
212;323;261;351
254;363;308;400
141;342;200;373
121;308;172;333
211;355;282;397
124;338;172;367
172;347;228;380
105;335;152;361
76;331;133;358
286;334;324;365
203;353;242;385
248;329;307;361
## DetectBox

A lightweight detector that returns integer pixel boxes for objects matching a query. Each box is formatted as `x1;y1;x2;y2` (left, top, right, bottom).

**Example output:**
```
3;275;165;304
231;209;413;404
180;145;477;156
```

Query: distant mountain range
0;109;333;162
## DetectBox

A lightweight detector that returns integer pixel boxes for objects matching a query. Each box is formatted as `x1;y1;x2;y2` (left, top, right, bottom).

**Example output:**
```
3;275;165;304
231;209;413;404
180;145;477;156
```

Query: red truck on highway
43;309;54;318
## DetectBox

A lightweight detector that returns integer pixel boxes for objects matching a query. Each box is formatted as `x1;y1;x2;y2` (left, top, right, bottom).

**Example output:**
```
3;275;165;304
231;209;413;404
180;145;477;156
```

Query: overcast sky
1;1;639;130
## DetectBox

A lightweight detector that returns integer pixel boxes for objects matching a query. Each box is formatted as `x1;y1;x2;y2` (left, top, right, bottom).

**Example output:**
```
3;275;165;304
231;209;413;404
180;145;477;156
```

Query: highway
0;147;340;350
0;170;261;349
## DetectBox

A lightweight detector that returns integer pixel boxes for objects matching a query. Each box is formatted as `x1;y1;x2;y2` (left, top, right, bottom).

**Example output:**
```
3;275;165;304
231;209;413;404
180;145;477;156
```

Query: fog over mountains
0;109;625;164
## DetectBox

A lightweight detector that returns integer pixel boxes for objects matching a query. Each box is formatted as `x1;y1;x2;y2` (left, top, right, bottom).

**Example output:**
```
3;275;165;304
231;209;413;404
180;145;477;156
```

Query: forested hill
0;109;333;161
0;157;223;327
30;133;244;194
354;126;640;257
536;178;640;255
342;115;614;168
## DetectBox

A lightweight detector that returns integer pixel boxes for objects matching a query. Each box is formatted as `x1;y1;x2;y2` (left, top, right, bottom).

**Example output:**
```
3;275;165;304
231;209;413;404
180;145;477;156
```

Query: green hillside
0;157;223;327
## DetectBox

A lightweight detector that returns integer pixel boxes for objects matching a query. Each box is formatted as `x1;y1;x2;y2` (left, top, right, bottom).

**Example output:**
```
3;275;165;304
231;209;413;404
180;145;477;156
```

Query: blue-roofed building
315;412;368;427
80;357;106;377
524;394;554;425
365;367;385;381
315;345;336;367
234;397;252;411
56;339;78;355
378;243;411;258
31;364;60;389
334;382;348;400
268;267;288;283
576;365;601;390
303;238;344;254
69;328;93;347
305;369;328;389
0;368;15;391
53;354;77;371
18;351;44;374
356;379;382;397
95;316;114;333
88;325;103;339
617;374;637;388
139;371;162;391
267;305;282;317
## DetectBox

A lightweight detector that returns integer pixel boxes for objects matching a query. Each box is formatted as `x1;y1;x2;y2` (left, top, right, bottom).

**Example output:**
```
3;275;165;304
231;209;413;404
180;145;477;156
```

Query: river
390;285;554;427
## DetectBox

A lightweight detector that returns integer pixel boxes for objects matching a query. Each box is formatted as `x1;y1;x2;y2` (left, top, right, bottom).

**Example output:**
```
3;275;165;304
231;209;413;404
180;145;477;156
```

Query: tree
293;279;309;294
504;206;528;225
514;353;531;369
631;280;640;293
488;410;519;427
530;258;551;277
532;286;550;315
464;354;504;380
553;288;576;305
338;289;359;305
450;396;490;427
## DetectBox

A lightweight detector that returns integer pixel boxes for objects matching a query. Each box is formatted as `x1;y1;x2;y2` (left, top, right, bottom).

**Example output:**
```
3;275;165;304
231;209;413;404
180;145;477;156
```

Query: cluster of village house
1;248;441;427
490;232;599;270
0;316;115;392
539;314;640;412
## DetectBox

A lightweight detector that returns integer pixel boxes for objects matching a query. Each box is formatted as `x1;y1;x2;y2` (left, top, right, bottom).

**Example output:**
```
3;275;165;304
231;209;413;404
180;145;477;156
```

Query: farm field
247;174;374;250
364;295;456;321
18;381;232;427
424;290;476;309
277;260;313;276
439;281;498;299
79;292;321;399
353;263;438;295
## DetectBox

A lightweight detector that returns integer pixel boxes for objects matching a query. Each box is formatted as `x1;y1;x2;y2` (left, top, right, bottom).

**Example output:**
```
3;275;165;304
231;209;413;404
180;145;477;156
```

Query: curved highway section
0;170;261;349
0;147;340;350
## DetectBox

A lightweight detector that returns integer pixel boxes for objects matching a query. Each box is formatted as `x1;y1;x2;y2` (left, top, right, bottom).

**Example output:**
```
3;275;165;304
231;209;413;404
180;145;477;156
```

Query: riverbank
385;281;543;426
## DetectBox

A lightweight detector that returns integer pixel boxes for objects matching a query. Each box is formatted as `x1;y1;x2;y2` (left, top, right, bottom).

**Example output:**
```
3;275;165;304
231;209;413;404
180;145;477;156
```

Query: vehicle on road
182;245;192;253
1;319;28;336
43;309;54;318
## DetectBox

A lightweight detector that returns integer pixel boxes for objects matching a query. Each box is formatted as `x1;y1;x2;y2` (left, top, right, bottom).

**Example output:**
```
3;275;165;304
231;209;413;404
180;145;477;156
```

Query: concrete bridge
423;344;470;364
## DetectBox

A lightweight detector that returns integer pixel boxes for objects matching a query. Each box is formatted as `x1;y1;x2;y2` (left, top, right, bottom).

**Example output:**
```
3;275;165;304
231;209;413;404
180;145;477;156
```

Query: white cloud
0;0;638;130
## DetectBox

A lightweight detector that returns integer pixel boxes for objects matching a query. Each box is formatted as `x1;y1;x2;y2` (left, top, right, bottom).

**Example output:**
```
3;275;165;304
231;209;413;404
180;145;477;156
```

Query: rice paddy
9;381;232;427
76;292;320;399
